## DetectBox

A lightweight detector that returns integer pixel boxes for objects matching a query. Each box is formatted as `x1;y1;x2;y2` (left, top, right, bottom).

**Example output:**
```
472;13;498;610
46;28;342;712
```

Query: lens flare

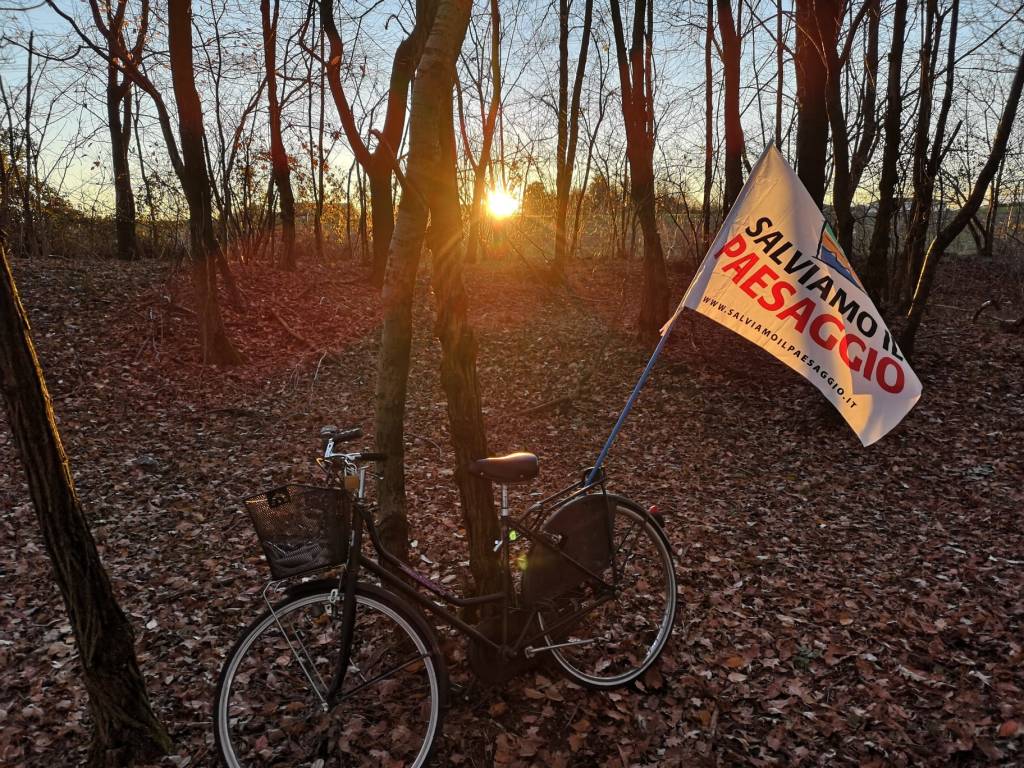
485;186;520;219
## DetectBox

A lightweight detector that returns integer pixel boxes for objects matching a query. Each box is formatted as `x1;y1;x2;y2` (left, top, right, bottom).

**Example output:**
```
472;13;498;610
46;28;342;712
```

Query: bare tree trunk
826;0;879;257
863;0;907;301
262;0;297;271
552;0;594;274
366;0;440;557
105;6;140;262
376;0;499;594
168;0;241;365
460;0;503;265
321;0;433;287
717;0;744;213
703;0;714;248
794;0;840;207
428;69;501;601
895;0;959;310
19;34;42;259
903;47;1024;353
609;0;668;343
892;0;936;306
0;245;171;767
775;0;783;146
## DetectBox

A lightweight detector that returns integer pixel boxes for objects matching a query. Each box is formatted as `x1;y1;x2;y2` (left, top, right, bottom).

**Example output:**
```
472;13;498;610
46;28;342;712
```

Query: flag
666;145;921;446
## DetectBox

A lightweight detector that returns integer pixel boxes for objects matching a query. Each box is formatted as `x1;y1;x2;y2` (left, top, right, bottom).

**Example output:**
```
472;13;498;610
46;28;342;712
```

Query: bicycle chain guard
521;494;614;606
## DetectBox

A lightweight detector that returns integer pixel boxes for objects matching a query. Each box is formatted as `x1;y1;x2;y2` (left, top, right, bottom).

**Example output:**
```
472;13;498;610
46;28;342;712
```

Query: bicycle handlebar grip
357;452;387;463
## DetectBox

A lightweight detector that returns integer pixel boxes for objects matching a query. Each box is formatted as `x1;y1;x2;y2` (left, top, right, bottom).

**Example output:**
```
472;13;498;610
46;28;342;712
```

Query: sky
2;0;1022;216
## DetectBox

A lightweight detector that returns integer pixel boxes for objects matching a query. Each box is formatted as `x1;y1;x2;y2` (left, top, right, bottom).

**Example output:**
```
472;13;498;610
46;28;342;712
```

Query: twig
972;298;1001;322
269;307;314;349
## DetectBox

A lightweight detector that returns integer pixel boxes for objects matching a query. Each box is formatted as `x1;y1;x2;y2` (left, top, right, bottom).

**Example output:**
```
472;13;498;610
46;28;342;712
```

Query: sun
485;186;520;219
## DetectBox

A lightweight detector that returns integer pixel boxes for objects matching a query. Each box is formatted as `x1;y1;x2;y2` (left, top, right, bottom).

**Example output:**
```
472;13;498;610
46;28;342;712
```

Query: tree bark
552;0;594;274
379;0;500;595
428;0;501;597
703;0;714;249
902;47;1024;353
717;0;744;213
261;0;297;271
105;6;140;262
0;245;171;766
895;0;959;309
609;0;668;344
826;0;879;257
775;0;783;146
863;0;907;301
321;0;433;288
794;0;841;208
168;0;241;365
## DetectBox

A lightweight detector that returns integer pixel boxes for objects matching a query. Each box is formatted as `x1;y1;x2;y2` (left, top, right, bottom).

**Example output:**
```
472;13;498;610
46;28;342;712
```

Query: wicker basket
243;485;350;579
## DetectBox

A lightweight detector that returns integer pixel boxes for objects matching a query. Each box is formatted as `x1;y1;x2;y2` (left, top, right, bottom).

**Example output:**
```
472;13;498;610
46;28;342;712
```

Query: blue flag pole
587;312;682;484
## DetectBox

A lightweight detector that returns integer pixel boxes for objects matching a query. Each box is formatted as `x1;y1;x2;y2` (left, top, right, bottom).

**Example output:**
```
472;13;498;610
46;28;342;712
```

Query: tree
552;0;594;274
103;0;144;261
0;243;171;766
320;0;433;287
894;0;961;309
48;0;241;364
702;0;714;248
371;0;439;560
903;46;1024;352
377;0;501;595
609;0;668;343
261;0;297;271
794;0;841;207
457;0;503;265
863;0;908;301
167;0;242;364
717;0;744;213
827;0;880;257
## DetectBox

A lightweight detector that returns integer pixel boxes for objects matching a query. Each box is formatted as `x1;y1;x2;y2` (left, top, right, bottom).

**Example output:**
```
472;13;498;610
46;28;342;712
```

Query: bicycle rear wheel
536;495;676;688
214;581;446;767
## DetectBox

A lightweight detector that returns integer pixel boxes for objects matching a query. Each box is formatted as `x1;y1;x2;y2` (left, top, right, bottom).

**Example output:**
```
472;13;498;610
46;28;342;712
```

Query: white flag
667;145;921;445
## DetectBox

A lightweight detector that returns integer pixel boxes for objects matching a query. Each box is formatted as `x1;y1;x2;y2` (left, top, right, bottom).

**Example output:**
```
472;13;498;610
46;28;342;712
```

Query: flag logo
817;225;863;288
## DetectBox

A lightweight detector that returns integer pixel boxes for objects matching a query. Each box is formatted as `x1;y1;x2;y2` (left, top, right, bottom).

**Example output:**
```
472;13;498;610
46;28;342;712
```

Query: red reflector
648;504;659;516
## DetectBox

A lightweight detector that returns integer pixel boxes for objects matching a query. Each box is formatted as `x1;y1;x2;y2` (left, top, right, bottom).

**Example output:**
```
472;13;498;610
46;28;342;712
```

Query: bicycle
214;426;678;767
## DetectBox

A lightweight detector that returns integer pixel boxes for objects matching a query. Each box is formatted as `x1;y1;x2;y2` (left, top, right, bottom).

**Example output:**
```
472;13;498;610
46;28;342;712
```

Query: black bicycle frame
333;470;617;671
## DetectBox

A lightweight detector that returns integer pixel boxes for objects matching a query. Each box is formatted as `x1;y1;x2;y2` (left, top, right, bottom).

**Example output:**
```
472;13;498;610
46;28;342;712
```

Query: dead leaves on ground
0;254;1022;765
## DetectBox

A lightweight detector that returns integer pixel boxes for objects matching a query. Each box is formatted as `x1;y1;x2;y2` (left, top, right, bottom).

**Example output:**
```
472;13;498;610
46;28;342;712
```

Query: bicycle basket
243;485;350;579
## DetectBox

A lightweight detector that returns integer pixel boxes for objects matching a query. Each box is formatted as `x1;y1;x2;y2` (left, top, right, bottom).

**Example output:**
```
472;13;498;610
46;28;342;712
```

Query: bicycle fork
325;509;363;705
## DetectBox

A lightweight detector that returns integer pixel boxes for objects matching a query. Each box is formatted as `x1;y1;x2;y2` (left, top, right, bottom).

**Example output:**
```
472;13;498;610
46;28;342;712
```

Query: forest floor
1;249;1023;767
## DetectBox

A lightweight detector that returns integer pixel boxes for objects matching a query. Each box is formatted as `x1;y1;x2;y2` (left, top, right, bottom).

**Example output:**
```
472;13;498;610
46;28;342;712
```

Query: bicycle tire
214;580;447;767
536;494;677;688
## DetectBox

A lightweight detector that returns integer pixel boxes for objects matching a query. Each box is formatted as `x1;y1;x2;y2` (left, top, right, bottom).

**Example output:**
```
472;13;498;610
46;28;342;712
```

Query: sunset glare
485;186;520;219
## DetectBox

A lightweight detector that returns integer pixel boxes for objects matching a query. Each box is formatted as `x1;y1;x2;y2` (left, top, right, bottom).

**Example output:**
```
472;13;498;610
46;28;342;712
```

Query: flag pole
587;312;682;484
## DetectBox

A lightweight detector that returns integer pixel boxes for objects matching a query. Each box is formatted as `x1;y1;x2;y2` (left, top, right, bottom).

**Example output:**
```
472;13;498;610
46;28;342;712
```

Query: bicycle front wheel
536;495;677;688
214;581;446;767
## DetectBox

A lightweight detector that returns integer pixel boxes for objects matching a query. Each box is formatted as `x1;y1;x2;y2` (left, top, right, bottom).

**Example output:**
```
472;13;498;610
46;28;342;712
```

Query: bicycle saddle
468;452;539;483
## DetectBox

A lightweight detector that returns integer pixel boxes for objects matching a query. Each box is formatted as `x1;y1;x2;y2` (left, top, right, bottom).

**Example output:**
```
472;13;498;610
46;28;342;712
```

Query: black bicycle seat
468;452;539;483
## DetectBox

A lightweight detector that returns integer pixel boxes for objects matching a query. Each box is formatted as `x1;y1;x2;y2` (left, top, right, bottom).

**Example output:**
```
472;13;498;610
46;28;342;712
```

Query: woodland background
1;0;1023;765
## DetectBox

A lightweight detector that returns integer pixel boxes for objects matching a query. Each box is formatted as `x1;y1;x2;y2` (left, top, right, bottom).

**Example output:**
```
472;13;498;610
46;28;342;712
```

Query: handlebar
320;425;363;443
319;425;387;466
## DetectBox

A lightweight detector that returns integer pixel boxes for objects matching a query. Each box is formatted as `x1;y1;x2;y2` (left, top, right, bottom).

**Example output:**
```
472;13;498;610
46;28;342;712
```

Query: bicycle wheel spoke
216;587;444;768
339;652;431;701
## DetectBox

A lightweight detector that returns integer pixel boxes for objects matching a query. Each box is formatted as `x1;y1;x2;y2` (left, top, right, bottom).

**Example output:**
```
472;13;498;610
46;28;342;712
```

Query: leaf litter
0;253;1021;766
